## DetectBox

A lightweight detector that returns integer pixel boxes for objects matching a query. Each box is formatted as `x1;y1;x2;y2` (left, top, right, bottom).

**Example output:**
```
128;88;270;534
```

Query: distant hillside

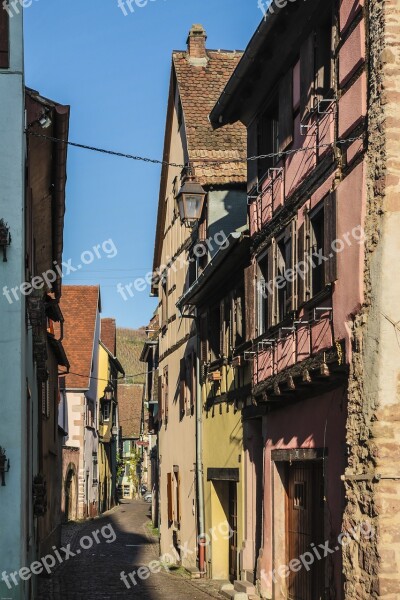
116;327;147;384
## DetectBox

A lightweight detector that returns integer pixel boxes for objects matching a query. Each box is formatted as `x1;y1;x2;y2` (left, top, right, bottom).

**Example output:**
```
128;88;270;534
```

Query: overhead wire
26;130;364;170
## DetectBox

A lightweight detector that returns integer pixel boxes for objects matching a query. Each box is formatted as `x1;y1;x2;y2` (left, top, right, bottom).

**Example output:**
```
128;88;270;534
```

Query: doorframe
270;448;328;600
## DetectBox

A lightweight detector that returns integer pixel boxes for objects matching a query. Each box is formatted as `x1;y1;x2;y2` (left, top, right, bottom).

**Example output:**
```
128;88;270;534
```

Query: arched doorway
65;465;78;521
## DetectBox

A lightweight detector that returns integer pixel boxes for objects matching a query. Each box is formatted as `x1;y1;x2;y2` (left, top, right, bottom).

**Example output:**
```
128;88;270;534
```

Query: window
276;230;293;323
294;482;306;510
93;453;98;484
124;463;130;477
177;96;183;130
300;20;332;119
258;101;279;181
298;193;337;305
167;472;174;524
103;401;111;422
0;3;9;69
123;440;131;456
123;485;130;498
174;467;181;527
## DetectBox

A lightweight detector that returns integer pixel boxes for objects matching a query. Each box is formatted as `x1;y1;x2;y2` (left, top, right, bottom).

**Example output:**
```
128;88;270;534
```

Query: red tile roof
101;318;116;355
173;49;247;185
118;384;144;439
58;286;100;389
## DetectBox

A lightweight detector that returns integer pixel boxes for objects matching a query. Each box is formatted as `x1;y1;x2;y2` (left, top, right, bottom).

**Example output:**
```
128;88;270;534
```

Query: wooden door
229;482;238;581
287;461;325;600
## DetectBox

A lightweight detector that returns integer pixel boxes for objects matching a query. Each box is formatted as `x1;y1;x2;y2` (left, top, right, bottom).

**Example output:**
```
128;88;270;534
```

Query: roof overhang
177;229;250;310
210;0;329;128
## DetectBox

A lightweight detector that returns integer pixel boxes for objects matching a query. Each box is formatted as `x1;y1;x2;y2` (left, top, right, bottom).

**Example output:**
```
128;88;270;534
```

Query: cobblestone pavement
37;500;224;600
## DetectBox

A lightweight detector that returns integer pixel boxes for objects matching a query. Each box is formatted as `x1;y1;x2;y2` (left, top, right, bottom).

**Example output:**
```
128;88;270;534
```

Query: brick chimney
187;24;208;65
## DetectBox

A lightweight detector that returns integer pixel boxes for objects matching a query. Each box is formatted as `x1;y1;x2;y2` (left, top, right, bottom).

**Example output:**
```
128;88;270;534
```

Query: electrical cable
26;129;364;170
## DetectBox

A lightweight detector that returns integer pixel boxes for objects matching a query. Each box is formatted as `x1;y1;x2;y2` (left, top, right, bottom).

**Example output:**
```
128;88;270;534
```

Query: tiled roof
101;318;116;355
173;50;247;185
118;384;143;439
57;286;100;389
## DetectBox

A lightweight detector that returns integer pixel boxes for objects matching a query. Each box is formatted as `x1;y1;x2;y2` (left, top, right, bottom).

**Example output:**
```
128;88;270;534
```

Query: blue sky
24;0;261;329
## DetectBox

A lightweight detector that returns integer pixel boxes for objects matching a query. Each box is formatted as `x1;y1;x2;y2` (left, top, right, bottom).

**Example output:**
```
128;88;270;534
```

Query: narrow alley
37;500;223;600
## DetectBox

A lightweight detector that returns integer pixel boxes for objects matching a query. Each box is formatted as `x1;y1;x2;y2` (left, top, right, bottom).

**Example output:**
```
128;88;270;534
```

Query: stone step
186;567;201;579
234;579;256;595
220;589;248;600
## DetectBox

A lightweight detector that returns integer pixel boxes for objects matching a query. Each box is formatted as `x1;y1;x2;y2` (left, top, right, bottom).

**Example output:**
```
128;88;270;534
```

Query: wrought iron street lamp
103;384;114;401
176;177;206;228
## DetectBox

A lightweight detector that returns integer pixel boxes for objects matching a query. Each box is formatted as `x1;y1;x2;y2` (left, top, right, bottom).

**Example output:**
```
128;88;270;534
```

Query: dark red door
287;461;325;600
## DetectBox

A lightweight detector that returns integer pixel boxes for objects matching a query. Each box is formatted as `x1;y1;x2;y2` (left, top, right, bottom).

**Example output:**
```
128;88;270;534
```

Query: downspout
180;309;205;575
196;320;206;576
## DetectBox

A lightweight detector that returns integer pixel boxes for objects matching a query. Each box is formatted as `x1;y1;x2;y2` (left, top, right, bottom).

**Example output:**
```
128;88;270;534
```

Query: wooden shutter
236;295;243;342
297;223;305;306
279;69;294;152
244;263;255;340
179;358;186;418
247;119;258;193
300;34;315;120
164;367;169;422
176;471;181;524
158;375;163;420
220;301;225;357
324;191;337;284
0;5;9;69
285;221;297;313
199;314;208;363
167;473;173;523
267;240;276;328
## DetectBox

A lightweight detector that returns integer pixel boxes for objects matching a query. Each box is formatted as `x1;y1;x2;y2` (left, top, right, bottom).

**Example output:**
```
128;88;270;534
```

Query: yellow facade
202;363;244;581
97;343;113;513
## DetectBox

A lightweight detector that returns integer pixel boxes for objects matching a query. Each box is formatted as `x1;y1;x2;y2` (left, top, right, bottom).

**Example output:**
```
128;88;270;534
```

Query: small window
92;454;98;484
103;401;111;422
124;464;130;477
123;485;130;498
0;5;10;69
294;482;306;510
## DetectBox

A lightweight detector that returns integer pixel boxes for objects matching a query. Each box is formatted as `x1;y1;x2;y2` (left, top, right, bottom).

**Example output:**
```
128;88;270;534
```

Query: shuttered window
279;69;294;152
257;252;269;337
0;3;9;69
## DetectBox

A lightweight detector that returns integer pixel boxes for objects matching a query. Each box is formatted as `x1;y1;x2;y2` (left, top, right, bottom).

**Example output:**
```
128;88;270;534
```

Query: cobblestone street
37;500;224;600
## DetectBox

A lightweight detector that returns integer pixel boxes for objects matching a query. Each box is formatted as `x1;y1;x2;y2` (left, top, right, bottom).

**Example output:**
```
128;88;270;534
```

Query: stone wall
343;1;400;599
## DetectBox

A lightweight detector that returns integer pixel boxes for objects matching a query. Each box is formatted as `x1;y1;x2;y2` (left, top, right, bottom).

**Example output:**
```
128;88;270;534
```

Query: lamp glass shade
176;180;206;225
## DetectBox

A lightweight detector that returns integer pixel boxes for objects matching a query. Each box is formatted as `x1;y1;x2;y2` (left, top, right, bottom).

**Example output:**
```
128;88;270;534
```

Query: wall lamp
0;219;11;262
0;447;10;486
176;175;206;228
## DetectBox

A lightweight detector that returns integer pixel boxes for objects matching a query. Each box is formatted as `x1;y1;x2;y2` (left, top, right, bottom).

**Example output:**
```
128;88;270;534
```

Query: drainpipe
196;329;205;576
179;309;205;575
